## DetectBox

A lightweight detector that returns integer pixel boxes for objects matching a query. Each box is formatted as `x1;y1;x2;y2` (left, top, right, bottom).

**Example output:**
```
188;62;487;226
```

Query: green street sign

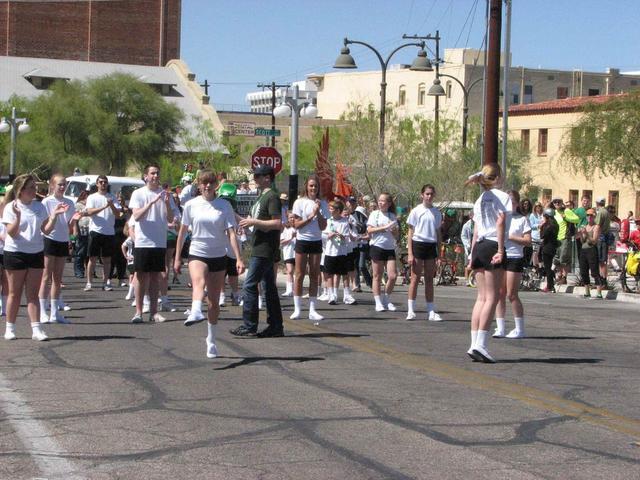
255;128;281;137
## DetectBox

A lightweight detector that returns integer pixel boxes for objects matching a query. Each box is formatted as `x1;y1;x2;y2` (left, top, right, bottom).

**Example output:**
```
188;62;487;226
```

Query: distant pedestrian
577;208;604;299
368;192;399;312
594;197;611;283
540;207;559;292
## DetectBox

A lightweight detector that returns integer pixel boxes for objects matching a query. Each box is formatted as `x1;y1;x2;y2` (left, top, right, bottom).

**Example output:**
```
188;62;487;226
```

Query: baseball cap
586;208;596;215
543;208;555;217
596;196;606;204
218;182;237;199
551;198;563;203
279;192;288;201
252;164;274;176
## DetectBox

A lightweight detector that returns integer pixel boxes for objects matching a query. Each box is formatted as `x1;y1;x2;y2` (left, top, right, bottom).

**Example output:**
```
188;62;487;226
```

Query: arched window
417;83;426;106
398;85;406;106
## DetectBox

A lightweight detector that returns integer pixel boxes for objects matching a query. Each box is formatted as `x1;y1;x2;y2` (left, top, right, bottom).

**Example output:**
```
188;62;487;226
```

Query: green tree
561;91;640;184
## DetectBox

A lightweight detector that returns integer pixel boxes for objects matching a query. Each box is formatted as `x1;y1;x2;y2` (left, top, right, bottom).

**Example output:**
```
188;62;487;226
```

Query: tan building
309;48;640;128
506;95;639;216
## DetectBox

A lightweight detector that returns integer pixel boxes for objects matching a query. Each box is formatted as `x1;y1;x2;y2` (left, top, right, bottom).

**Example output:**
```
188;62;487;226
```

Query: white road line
0;373;85;480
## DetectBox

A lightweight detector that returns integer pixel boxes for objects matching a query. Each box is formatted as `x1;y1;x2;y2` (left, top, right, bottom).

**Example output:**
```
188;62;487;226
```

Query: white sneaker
125;293;133;300
32;329;49;341
375;304;386;312
406;311;417;320
131;314;143;324
506;328;525;339
428;311;443;322
327;295;337;305
343;295;357;305
62;304;71;311
160;301;177;312
103;283;113;292
83;283;92;291
492;328;505;338
142;303;150;314
317;293;330;302
289;310;301;320
131;299;137;307
309;310;324;325
219;294;226;307
302;293;310;299
467;348;480;361
206;338;218;359
386;302;397;312
50;315;71;324
4;330;16;341
472;345;496;363
150;313;166;323
281;290;293;297
120;281;128;287
184;311;205;327
40;314;51;324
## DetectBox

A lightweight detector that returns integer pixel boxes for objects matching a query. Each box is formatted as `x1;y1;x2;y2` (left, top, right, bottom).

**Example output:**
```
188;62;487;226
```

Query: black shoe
257;326;284;338
229;326;257;337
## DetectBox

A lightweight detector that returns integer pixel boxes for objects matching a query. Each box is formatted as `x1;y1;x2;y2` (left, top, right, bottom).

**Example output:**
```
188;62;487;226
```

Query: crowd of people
1;161;632;363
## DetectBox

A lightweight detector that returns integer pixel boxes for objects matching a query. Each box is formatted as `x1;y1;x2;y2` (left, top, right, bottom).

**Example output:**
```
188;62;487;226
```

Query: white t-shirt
128;186;175;249
367;209;398;250
178;183;195;204
2;200;48;254
473;188;512;243
280;226;296;261
323;216;351;257
292;197;329;242
0;223;6;254
181;196;235;258
42;195;76;242
123;237;135;265
506;214;532;258
86;192;120;235
407;204;442;243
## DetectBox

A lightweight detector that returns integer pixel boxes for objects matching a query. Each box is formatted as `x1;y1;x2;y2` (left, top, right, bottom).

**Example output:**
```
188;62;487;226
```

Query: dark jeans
358;245;372;287
110;233;127;280
542;252;555;291
73;235;88;277
579;247;603;286
242;256;282;330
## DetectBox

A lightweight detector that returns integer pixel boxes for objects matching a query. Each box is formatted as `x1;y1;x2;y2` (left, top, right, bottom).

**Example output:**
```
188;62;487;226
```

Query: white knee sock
476;330;489;349
408;299;416;314
191;299;203;315
309;297;318;312
39;298;49;315
343;286;351;299
285;281;293;293
374;295;384;308
514;317;525;333
127;284;135;297
293;296;302;311
495;318;505;332
470;330;478;349
6;322;15;335
207;322;216;342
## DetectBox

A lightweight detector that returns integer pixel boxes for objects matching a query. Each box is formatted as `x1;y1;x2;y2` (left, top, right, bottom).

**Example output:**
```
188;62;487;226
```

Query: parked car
65;175;144;201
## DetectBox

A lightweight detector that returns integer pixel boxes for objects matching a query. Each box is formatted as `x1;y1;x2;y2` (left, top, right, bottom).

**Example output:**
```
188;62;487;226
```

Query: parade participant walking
230;164;284;337
84;175;122;291
323;199;354;308
368;192;399;312
3;175;67;341
128;164;175;324
39;174;79;324
578;208;604;299
280;213;296;297
290;175;328;321
493;191;531;339
175;170;244;357
406;184;443;321
465;164;511;363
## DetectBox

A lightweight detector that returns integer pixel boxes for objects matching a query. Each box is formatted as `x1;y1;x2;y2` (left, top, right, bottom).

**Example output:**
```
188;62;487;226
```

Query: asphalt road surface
1;272;638;479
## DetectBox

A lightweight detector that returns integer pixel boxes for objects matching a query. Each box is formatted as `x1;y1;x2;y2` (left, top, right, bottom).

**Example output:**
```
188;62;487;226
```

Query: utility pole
483;0;502;166
258;82;289;147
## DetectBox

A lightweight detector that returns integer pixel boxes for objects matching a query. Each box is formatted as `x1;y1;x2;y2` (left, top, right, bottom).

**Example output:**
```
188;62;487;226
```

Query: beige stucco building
505;95;639;217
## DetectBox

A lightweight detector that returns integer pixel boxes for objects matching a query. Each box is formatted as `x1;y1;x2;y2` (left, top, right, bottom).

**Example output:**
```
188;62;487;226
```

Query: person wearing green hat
217;182;242;307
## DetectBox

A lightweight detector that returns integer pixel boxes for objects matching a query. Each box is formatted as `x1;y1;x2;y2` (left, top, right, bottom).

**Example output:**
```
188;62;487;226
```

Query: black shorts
295;239;323;254
88;232;115;258
3;251;45;270
44;238;69;257
134;247;166;273
471;239;506;270
166;238;177;250
226;256;239;277
369;246;396;261
188;255;227;273
324;254;350;275
346;250;358;271
505;257;525;273
126;264;135;275
0;254;3;267
412;240;438;260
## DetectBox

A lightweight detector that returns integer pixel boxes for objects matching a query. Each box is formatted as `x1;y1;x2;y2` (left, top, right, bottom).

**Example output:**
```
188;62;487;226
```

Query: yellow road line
284;319;640;439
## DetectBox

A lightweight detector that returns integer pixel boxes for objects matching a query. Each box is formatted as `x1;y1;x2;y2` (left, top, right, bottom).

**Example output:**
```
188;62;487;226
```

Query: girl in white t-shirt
290;175;328;322
322;200;355;306
0;222;6;316
2;175;67;342
493;190;531;339
38;174;79;324
465;163;512;363
406;184;443;321
279;212;296;297
367;193;399;312
174;170;244;359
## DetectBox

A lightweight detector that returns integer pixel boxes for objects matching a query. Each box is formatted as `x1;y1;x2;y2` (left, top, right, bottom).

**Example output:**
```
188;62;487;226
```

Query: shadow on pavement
286;332;370;338
213;355;325;370
499;357;602;364
52;335;137;341
523;336;594;340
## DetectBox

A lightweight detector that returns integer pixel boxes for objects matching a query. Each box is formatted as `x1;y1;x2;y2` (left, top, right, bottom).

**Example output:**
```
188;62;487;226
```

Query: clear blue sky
180;0;640;108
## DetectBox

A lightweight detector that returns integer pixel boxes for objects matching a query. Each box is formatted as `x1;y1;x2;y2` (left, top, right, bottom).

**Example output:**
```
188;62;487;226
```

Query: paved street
1;271;639;480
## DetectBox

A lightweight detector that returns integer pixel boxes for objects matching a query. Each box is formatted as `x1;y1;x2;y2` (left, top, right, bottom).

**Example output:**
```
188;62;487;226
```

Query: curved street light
0;107;31;181
334;37;432;148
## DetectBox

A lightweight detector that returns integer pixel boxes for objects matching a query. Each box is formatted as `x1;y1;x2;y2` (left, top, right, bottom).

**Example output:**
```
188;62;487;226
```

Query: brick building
0;0;181;66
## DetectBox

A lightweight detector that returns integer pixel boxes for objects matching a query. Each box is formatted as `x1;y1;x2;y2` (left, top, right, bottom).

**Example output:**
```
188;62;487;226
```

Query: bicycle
520;265;541;291
435;242;462;286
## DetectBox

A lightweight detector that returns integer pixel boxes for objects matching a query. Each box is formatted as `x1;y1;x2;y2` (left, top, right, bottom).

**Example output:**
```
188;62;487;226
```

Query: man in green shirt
552;198;580;284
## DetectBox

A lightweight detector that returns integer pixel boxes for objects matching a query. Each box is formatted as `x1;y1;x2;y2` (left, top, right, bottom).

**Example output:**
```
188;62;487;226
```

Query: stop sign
251;146;282;175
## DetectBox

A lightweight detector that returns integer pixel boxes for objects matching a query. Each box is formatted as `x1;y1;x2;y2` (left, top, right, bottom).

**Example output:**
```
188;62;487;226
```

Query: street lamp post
273;85;317;206
0;107;31;182
334;38;432;148
428;75;483;149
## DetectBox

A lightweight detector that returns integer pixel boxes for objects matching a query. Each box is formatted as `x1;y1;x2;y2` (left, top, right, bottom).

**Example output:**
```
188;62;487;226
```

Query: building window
538;129;548;155
446;81;452;99
608;190;619;214
511;84;520;104
398;85;406;106
568;189;579;206
524;84;533;104
588;88;600;96
521;129;530;150
582;190;593;206
418;83;426;106
542;189;552;206
557;87;569;99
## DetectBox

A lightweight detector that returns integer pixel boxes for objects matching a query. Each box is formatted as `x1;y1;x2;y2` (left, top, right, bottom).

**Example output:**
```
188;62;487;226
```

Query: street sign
228;121;255;136
251;146;283;175
255;127;281;137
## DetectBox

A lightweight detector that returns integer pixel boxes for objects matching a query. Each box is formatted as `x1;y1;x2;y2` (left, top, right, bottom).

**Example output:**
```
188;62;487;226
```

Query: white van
65;175;144;201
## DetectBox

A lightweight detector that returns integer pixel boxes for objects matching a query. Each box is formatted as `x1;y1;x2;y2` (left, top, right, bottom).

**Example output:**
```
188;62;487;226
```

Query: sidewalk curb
554;284;640;304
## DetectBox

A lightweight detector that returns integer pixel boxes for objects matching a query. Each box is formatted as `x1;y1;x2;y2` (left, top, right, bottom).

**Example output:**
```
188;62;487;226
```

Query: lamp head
18;122;31;134
428;78;446;97
272;104;292;118
334;45;357;69
0;119;9;133
301;103;318;118
410;49;433;72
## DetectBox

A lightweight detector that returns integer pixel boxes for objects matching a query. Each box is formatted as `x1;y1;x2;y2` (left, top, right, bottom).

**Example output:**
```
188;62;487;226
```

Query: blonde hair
8;174;37;202
465;163;502;189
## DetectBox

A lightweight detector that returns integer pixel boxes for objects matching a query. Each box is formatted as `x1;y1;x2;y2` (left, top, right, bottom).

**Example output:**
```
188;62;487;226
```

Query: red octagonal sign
251;146;283;175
